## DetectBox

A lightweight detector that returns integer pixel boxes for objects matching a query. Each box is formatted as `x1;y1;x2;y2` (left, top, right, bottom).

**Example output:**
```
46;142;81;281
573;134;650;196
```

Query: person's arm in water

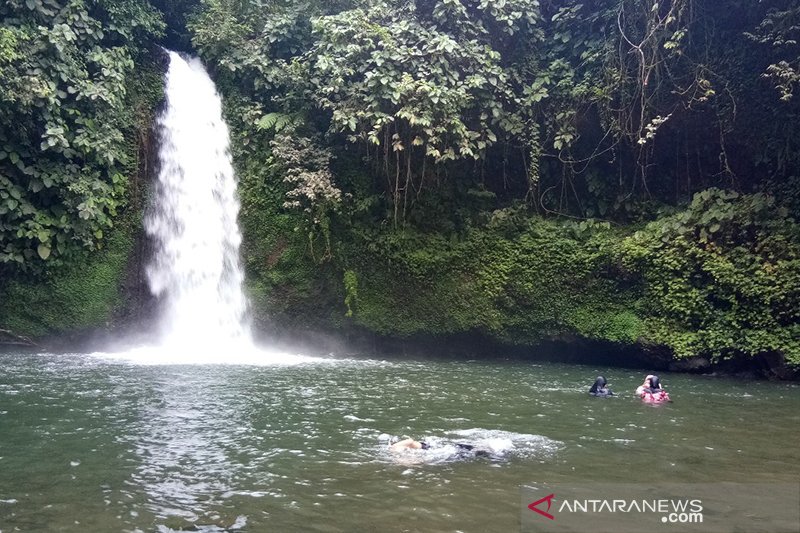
389;438;427;451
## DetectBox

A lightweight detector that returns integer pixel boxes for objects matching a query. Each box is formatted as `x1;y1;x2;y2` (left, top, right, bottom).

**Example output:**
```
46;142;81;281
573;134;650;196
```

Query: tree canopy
188;0;800;228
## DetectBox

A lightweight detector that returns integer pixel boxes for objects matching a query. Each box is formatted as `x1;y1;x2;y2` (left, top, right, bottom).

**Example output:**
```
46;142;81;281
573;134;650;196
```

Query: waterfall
144;51;251;353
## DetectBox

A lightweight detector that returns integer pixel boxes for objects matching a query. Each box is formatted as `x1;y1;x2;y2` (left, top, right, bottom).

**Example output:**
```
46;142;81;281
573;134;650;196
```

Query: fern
256;112;301;132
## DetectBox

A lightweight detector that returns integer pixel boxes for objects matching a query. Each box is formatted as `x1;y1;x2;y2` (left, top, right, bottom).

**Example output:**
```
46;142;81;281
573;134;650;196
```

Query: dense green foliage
328;189;799;364
617;189;800;361
0;0;163;268
0;0;164;336
189;0;800;217
0;222;134;337
1;0;798;367
181;0;799;364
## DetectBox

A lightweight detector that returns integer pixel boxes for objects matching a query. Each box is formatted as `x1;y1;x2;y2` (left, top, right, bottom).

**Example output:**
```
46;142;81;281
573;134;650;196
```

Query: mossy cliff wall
235;165;800;378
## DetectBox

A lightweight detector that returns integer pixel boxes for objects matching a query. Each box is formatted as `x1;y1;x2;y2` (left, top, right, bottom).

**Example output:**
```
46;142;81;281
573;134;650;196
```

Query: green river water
0;351;798;532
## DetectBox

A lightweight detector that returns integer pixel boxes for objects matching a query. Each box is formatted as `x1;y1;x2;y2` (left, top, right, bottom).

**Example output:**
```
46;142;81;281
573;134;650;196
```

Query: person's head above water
650;375;662;390
589;375;608;394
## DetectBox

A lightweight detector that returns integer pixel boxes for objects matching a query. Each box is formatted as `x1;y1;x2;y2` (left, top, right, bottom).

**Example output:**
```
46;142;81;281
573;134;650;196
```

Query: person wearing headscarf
589;375;614;397
649;375;663;391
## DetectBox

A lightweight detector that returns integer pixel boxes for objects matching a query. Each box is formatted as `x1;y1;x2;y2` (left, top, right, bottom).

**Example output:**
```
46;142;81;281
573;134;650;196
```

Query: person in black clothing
589;375;614;397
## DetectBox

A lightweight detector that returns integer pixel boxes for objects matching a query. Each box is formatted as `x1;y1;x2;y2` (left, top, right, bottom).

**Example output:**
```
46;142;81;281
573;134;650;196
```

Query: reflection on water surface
0;352;798;532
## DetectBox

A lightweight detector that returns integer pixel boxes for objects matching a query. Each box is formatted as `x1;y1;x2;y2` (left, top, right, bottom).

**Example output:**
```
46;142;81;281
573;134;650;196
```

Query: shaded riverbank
3;324;799;381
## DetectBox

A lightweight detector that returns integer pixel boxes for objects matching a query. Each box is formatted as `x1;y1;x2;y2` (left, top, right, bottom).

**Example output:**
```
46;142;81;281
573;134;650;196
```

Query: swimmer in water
588;375;614;397
389;438;430;451
636;374;671;402
635;375;654;395
389;438;492;458
649;375;664;392
453;442;492;458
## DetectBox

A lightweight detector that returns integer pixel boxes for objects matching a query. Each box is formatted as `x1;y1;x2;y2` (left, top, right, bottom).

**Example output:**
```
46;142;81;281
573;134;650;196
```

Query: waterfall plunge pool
0;351;798;532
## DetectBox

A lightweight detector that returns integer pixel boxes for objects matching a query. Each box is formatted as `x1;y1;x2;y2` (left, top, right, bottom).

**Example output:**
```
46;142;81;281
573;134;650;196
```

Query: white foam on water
448;428;563;458
380;428;563;465
88;345;327;366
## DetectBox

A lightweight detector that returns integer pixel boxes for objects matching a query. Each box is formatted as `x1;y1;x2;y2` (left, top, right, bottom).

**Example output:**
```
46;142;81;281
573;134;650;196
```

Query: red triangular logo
528;493;556;520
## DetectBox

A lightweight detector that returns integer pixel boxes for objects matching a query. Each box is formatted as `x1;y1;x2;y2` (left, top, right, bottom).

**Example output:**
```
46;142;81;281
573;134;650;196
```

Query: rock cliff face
109;47;171;344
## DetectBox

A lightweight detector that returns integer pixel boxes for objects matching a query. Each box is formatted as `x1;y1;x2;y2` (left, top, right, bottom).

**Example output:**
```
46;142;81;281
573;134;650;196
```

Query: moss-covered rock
0;228;134;338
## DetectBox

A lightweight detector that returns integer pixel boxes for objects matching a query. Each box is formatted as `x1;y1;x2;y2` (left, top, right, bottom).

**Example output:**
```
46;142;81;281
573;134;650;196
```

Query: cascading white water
144;51;251;353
